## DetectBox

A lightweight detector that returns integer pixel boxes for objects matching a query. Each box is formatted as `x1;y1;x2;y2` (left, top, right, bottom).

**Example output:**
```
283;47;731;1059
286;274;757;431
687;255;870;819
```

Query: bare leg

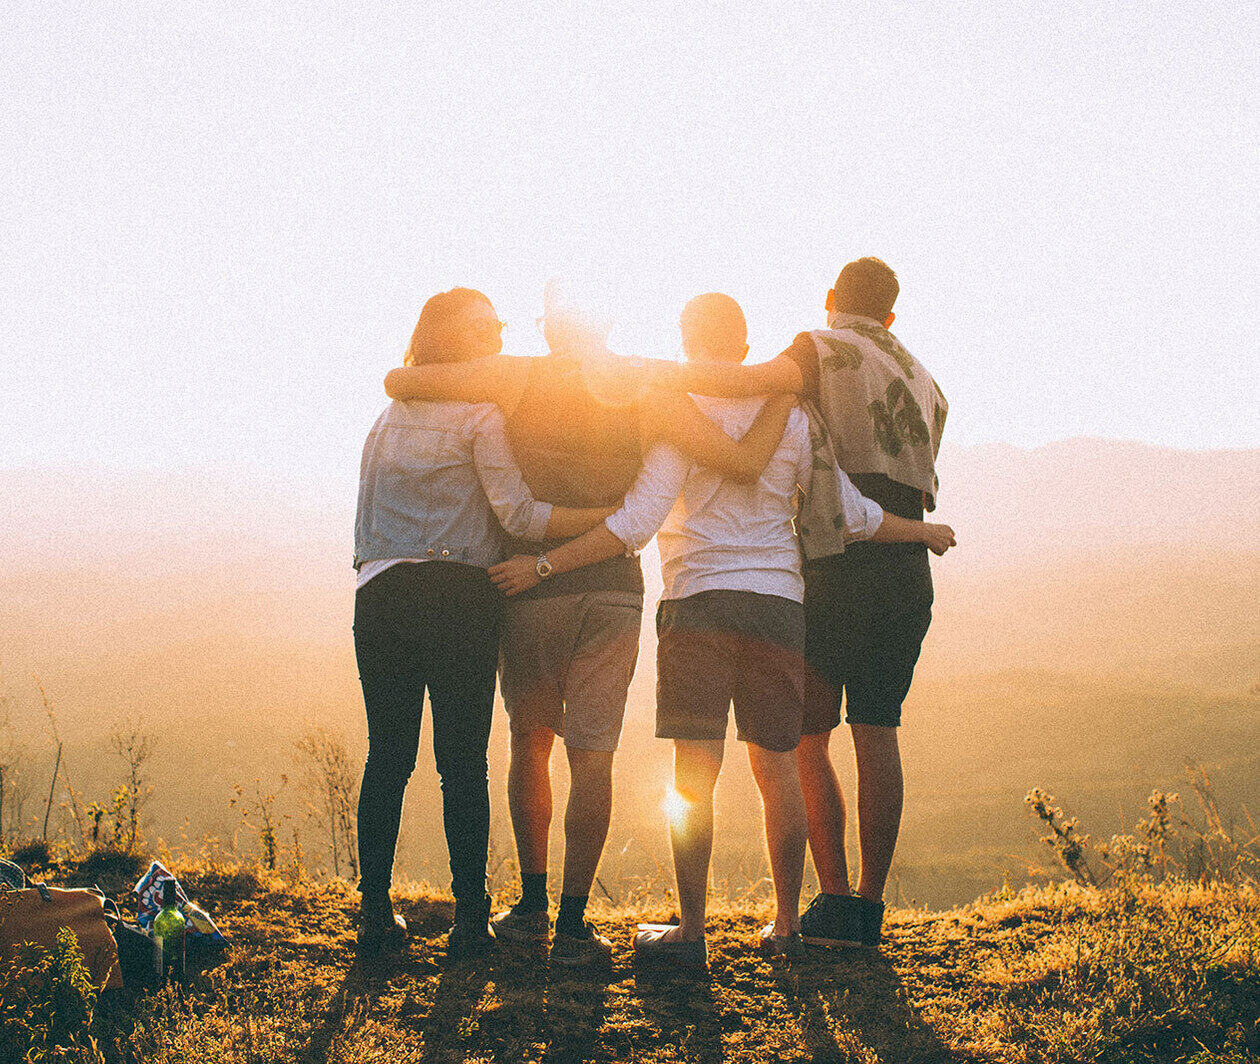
796;730;851;895
747;744;808;935
561;746;615;896
850;723;903;901
663;739;724;941
507;728;555;876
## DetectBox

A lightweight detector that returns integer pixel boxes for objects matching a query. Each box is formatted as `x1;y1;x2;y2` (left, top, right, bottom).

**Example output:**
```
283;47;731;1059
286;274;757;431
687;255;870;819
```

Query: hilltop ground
11;853;1258;1064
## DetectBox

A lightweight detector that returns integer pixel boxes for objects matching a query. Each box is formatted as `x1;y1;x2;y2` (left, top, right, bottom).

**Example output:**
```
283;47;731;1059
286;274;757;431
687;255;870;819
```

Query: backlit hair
680;292;747;359
832;258;899;322
404;287;493;366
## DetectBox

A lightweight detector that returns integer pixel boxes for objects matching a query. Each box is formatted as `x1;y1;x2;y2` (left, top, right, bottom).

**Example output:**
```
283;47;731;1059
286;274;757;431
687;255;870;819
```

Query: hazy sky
3;1;1256;479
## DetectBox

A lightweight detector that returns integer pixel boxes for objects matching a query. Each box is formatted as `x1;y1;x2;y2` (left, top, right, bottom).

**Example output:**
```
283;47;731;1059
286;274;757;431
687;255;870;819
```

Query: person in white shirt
489;294;955;965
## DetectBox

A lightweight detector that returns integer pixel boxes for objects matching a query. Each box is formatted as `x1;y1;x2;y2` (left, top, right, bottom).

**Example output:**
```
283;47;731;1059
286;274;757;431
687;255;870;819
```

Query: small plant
109;724;154;855
0;685;36;849
1028;766;1259;891
1025;787;1098;886
70;724;156;858
39;681;88;847
230;776;289;871
1179;764;1259;885
294;727;358;880
0;926;100;1062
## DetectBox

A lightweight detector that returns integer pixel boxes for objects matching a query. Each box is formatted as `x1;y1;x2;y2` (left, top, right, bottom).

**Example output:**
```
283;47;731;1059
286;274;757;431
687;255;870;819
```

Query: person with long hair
352;287;614;957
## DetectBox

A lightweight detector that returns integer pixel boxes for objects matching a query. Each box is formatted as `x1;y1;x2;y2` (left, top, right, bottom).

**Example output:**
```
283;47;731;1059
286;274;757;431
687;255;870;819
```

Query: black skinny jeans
353;561;502;902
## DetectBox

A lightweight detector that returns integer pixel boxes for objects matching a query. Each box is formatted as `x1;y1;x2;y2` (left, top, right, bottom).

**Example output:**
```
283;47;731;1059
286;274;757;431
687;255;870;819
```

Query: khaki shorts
499;590;643;752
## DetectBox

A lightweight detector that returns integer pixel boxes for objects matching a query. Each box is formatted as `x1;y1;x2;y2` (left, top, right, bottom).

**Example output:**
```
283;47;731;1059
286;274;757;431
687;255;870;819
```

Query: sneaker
550;922;614;970
857;896;886;949
633;924;707;970
448;896;496;959
758;924;806;960
799;893;884;949
448;919;496;958
491;905;551;944
356;893;407;955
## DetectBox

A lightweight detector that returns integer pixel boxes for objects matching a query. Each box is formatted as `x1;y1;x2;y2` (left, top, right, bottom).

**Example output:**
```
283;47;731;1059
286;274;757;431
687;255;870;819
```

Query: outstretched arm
384;355;529;412
800;439;956;557
870;513;957;556
489;443;689;595
640;389;795;484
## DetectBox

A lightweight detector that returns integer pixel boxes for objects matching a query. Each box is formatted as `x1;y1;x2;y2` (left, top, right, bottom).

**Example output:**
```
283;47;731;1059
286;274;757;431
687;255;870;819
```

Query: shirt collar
826;310;885;331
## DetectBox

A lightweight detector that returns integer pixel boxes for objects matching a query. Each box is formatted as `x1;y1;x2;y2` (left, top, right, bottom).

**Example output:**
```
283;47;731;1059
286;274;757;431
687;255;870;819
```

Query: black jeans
353;562;502;902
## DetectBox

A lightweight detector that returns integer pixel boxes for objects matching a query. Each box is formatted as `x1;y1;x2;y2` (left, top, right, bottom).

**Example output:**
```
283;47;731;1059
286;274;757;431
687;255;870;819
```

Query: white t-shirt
604;397;884;603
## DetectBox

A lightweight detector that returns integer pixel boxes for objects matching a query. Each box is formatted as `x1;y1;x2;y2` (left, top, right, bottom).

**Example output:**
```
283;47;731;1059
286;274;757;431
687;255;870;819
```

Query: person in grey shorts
498;589;643;753
491;293;953;964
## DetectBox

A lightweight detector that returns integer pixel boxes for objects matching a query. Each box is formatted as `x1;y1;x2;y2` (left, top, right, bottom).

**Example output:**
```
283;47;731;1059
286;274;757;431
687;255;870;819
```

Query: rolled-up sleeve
837;467;885;543
470;406;553;541
603;443;690;553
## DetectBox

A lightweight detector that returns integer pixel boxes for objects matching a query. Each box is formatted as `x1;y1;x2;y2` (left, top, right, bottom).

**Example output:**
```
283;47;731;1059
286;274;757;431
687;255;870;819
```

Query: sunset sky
3;2;1256;481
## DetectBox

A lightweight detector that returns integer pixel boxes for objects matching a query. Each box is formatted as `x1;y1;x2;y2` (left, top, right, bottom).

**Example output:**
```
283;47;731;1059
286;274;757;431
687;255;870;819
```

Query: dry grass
7;852;1257;1064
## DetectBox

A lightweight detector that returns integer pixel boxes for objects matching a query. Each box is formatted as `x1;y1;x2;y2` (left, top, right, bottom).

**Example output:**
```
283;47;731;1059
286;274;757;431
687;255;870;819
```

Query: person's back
355;398;549;576
783;310;944;575
493;298;655;969
656;396;810;603
503;354;644;597
785;259;946;951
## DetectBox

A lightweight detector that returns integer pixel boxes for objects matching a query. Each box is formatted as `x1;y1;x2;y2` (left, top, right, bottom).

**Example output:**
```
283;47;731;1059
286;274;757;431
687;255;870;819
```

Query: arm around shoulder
650;353;803;398
642;389;795;483
384;355;527;408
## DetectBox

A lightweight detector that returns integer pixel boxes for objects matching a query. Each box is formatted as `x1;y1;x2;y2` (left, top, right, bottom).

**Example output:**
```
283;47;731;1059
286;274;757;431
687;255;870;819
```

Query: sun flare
662;786;690;829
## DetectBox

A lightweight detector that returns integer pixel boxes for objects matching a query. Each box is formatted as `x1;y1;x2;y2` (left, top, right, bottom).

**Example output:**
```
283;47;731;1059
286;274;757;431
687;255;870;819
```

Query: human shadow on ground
417;946;614;1064
297;893;451;1064
536;963;613;1064
631;964;724;1064
416;953;497;1063
781;949;977;1064
301;955;409;1064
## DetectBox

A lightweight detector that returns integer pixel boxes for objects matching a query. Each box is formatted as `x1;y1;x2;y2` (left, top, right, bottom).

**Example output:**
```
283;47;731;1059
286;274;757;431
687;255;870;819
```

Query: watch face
536;557;553;578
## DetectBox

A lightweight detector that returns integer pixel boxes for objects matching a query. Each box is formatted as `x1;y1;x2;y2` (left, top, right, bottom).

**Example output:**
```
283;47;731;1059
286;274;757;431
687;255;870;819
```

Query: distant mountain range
4;437;1256;573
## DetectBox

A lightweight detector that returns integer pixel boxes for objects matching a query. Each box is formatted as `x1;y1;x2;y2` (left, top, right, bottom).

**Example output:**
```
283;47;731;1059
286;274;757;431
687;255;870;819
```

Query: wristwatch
535;554;554;579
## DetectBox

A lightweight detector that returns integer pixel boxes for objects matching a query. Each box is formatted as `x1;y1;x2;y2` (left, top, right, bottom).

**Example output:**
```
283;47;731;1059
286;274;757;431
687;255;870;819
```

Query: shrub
1027;766;1259;890
0;926;100;1063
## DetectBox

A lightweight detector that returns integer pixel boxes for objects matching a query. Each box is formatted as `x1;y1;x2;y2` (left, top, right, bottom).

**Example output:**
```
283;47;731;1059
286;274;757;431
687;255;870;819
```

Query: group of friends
351;257;954;970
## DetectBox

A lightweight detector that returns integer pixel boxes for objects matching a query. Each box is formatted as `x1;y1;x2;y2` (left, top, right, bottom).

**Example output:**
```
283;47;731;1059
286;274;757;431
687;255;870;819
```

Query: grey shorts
499;590;643;752
656;590;806;753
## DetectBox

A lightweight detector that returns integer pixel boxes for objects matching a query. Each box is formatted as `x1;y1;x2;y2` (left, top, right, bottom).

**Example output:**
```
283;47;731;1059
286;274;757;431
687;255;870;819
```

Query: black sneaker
491;905;551;944
857;896;886;949
800;893;883;949
356;893;407;956
551;922;613;969
448;895;496;959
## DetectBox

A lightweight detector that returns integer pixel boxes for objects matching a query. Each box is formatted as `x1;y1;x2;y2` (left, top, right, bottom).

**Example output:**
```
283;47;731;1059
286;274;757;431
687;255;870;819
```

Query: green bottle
152;879;186;981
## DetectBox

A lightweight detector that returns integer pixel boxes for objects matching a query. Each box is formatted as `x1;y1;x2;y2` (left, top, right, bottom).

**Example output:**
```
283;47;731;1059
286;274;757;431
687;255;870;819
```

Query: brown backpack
0;885;123;991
